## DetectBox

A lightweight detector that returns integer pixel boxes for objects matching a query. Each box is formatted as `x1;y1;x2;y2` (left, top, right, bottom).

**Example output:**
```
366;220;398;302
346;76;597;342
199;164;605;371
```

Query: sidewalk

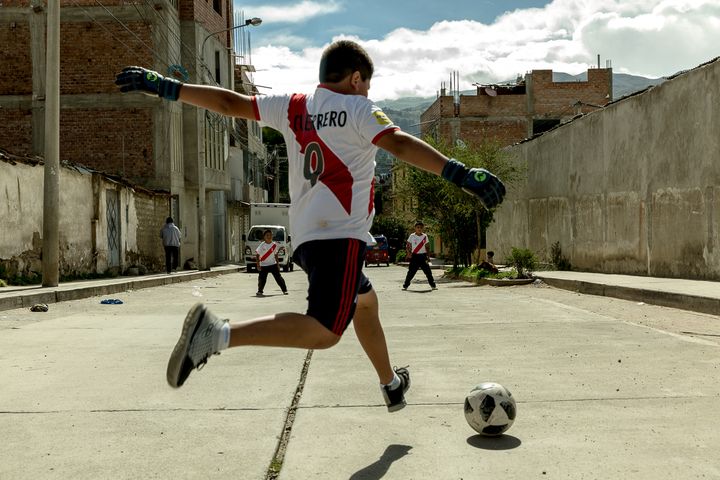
0;264;243;312
535;270;720;316
2;266;717;317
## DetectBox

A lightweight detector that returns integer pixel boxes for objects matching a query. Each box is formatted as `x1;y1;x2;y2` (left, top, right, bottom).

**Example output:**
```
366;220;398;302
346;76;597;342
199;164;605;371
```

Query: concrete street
2;266;720;479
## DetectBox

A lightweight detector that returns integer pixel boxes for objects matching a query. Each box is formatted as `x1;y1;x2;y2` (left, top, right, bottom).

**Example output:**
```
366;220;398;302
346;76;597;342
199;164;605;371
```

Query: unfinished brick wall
59;107;154;179
0;110;32;155
532;68;611;116
179;0;230;48
421;68;612;148
60;21;153;94
460;120;527;147
0;23;31;95
460;94;527;118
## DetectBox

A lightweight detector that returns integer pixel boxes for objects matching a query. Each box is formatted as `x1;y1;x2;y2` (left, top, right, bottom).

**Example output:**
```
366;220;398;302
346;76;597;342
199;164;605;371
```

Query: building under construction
420;67;613;147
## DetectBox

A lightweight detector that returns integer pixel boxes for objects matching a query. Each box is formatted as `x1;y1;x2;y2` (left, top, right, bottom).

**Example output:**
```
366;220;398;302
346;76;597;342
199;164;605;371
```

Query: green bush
505;247;537;279
395;250;407;263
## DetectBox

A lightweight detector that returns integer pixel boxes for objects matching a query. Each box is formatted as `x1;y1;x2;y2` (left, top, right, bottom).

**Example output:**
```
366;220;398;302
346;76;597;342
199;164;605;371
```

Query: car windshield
374;237;387;246
248;228;284;242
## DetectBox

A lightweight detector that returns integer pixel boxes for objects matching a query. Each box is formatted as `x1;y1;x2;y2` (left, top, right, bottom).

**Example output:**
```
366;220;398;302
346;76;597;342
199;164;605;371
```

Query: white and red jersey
407;233;429;255
256;241;279;267
252;86;399;248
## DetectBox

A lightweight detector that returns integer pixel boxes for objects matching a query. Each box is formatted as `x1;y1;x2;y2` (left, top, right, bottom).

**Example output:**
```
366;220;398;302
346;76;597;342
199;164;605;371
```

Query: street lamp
201;17;262;53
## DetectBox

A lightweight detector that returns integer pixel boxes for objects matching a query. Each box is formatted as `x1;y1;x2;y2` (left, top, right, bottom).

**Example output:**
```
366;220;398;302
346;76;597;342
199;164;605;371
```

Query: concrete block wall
0;157;168;278
131;192;170;272
487;59;720;280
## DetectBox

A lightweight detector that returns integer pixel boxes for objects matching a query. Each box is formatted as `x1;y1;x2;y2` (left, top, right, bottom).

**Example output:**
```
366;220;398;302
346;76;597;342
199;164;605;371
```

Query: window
213;0;221;14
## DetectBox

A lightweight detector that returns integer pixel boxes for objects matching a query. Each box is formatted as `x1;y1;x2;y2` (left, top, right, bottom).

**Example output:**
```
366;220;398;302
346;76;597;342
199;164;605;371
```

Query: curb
0;266;243;312
536;275;720;316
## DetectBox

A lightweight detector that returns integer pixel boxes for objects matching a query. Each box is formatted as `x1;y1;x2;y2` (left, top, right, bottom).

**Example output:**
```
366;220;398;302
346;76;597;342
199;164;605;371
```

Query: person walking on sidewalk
160;217;181;275
115;40;505;412
256;229;288;296
403;222;437;291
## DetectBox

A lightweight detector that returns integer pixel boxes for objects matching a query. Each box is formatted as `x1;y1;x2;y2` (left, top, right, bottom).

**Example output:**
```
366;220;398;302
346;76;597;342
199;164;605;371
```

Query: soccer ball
464;382;516;436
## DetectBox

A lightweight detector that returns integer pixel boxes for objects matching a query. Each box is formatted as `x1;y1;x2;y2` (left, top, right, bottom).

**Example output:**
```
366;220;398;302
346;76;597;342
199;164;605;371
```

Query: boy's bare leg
228;312;340;350
353;288;394;385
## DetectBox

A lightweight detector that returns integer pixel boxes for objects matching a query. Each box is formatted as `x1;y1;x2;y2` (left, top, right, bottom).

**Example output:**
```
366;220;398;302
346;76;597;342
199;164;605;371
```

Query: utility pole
42;0;60;287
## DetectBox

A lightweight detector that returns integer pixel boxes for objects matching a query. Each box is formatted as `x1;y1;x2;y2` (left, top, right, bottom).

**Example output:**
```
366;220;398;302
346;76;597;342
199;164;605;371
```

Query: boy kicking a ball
115;40;505;412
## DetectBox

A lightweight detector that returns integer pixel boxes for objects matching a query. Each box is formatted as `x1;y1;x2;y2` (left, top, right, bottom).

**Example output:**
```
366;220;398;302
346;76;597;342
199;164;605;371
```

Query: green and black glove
115;66;182;101
441;158;506;210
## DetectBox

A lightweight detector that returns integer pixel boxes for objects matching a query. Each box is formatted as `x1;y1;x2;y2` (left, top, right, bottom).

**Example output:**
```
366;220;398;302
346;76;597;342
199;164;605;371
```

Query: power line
69;0;170;71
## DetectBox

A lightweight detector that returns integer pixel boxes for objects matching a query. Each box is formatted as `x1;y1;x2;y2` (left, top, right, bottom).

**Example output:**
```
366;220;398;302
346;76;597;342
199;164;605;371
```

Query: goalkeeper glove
115;66;182;101
441;158;506;210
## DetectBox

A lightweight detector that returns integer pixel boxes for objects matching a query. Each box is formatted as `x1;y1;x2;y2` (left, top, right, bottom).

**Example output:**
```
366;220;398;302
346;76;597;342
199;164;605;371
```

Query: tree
371;215;408;262
394;138;523;267
263;127;290;203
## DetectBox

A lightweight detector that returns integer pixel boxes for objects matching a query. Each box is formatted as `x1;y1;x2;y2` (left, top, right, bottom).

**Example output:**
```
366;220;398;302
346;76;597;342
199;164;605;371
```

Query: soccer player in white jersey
116;40;506;412
255;229;288;297
403;221;437;290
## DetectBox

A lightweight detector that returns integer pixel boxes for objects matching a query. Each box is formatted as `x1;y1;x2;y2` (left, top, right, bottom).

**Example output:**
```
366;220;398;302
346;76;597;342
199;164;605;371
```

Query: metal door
106;189;120;267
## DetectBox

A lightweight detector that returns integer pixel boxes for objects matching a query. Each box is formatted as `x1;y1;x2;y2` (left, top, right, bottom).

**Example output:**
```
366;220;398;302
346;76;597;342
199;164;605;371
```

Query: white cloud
250;0;720;100
240;0;343;24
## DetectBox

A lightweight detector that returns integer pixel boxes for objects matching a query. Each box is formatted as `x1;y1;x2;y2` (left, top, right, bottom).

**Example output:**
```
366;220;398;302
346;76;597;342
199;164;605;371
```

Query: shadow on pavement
466;434;522;450
349;444;413;480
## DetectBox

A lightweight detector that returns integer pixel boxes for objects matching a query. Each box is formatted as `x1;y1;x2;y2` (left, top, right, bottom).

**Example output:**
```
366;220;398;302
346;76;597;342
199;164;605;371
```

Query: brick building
420;68;613;146
0;0;265;273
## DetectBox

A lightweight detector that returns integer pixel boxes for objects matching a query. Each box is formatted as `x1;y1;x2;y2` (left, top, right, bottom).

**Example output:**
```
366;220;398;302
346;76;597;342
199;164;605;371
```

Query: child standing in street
403;222;437;291
255;229;288;296
115;40;505;412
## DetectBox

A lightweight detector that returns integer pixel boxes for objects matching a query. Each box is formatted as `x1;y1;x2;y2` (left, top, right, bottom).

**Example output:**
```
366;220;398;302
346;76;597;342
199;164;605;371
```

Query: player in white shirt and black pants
403;221;437;290
255;229;288;296
117;40;506;413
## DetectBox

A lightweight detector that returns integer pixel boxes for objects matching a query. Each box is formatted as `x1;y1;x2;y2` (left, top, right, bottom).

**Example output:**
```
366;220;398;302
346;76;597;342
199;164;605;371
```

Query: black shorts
293;238;373;335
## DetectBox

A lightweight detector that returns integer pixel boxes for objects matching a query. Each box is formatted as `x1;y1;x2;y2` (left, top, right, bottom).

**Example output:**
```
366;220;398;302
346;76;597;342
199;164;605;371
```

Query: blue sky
233;0;720;100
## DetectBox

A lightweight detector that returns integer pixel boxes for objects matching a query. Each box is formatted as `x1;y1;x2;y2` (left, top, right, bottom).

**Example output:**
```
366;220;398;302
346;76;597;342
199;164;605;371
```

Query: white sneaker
166;303;227;388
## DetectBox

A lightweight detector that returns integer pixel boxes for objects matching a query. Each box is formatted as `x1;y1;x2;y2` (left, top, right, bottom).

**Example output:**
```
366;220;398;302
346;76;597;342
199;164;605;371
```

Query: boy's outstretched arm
376;130;507;210
114;66;255;119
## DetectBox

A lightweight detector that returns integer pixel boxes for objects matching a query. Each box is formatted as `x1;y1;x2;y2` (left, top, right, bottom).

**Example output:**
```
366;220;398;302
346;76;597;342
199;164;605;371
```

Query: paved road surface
2;266;719;479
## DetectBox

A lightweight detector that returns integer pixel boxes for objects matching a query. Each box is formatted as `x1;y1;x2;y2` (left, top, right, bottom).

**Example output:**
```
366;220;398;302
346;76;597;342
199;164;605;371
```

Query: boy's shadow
349;444;412;479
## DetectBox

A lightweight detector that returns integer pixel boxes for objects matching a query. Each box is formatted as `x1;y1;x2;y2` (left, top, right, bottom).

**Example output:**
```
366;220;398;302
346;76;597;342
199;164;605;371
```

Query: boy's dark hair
319;40;374;83
166;217;174;224
487;251;494;258
414;221;424;227
263;229;273;236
